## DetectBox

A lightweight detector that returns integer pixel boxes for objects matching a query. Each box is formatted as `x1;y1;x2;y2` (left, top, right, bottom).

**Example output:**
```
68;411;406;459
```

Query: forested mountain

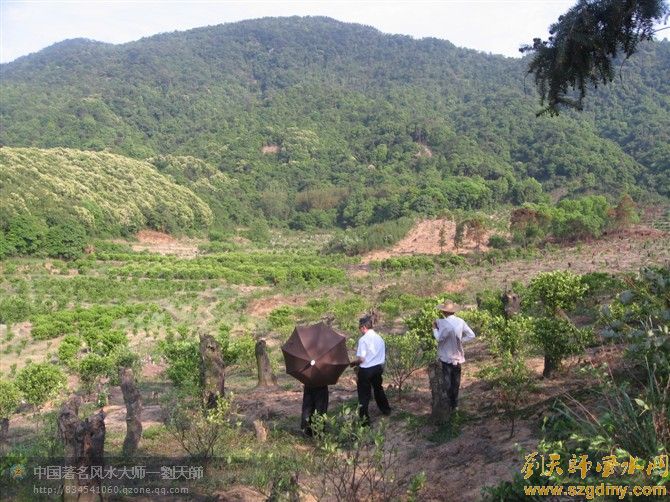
1;16;668;230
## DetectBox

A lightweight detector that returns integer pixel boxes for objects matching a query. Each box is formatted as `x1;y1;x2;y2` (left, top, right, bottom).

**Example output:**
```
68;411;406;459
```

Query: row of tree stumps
199;335;277;409
56;367;141;501
54;335;276;500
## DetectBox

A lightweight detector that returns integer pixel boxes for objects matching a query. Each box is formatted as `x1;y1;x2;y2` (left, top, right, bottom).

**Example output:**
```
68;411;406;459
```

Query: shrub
528;271;588;316
164;394;239;462
244;220;271;244
78;353;114;393
487;234;509;249
218;329;256;370
311;406;424;501
15;363;66;406
0;231;14;259
323;217;415;256
531;317;593;377
385;332;433;402
0;295;32;324
478;351;533;438
57;335;82;368
6;215;48;255
403;293;466;350
84;330;128;356
160;339;200;391
0;380;22;420
44;222;87;260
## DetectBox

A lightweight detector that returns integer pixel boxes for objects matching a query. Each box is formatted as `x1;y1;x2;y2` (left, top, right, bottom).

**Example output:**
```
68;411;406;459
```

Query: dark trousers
441;361;462;409
356;364;391;424
301;385;329;435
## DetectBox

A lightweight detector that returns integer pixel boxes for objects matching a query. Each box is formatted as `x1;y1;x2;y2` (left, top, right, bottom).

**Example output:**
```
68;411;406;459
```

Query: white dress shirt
433;315;475;365
356;329;386;368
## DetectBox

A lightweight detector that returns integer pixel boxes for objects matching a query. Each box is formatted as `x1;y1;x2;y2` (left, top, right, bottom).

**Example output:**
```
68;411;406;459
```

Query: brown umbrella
281;322;350;387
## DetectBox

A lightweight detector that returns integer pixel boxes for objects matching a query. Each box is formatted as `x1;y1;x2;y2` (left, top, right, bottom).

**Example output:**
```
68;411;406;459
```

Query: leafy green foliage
0;295;32;324
217;325;256;370
323;217;415;255
534;317;593;372
527;270;592;376
528;270;589;315
102;251;346;287
3;17;667;232
511;195;615;245
5;215;48;255
370;253;466;272
57;334;82;368
385;332;433;401
43;222;87;260
521;0;669;115
164;394;240;462
478;350;533;438
30;304;158;340
160;339;200;392
0;148;212;241
268;296;369;335
0;380;22;419
311;406;422;501
15;363;66;406
600;266;670;375
403;293;466;350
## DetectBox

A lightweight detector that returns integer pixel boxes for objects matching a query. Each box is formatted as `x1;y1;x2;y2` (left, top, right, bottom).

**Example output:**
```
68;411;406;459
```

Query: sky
0;0;577;64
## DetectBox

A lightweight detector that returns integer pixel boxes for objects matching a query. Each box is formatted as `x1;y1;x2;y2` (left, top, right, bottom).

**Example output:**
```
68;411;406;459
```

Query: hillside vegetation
0;147;212;240
1;17;668;232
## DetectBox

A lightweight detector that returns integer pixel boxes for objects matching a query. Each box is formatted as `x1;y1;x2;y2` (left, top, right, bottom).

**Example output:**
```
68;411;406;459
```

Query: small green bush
57;335;82;368
15;363;66;406
160;339;199;391
0;295;32;324
487;234;509;249
0;380;22;419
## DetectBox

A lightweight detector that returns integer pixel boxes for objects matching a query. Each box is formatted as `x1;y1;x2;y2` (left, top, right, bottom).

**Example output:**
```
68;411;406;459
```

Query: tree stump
255;339;277;387
502;291;520;319
428;361;451;424
58;396;106;502
119;367;142;457
253;419;268;443
199;334;226;409
0;418;9;450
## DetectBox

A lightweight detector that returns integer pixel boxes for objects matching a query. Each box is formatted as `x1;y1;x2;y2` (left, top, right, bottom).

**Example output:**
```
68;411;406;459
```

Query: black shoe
381;408;392;416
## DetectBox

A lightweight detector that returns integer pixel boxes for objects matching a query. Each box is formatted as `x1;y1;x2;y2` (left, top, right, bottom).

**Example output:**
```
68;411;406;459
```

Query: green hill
1;17;668;230
0;147;212;236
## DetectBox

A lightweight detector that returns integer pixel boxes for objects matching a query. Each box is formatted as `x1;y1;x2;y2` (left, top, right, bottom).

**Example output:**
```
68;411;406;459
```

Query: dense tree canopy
0;17;668;233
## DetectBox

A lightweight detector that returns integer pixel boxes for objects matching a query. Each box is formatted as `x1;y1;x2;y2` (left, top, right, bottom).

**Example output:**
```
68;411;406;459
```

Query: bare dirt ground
454;225;669;291
362;218;492;263
363;225;670;299
228;338;618;501
246;294;310;318
130;230;200;257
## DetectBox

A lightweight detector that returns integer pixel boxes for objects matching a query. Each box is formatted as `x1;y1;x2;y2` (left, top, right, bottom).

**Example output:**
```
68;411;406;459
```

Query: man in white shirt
350;315;392;425
433;302;476;410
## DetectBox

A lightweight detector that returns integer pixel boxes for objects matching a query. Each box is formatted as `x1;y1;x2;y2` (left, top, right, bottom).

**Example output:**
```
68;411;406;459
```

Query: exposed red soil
362;218;492;263
131;230;200;257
